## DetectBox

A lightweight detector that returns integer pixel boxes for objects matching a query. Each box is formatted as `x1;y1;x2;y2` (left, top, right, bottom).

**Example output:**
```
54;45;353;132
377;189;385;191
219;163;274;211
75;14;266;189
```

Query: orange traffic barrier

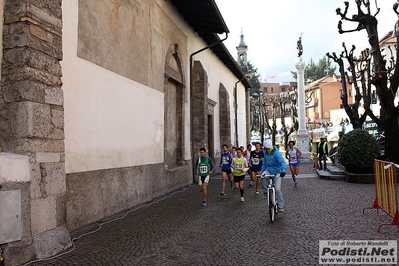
312;152;318;169
363;159;399;232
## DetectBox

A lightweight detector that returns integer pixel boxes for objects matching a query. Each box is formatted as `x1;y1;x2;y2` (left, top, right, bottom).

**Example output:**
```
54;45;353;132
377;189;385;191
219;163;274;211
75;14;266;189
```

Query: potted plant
337;129;380;183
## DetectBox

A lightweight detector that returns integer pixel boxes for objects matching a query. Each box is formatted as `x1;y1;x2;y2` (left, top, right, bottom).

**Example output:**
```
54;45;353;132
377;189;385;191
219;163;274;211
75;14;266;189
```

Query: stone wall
66;161;192;232
0;1;71;264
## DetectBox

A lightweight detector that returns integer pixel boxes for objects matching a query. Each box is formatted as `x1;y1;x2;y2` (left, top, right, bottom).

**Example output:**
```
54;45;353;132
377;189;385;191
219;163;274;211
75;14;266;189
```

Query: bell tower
236;29;248;73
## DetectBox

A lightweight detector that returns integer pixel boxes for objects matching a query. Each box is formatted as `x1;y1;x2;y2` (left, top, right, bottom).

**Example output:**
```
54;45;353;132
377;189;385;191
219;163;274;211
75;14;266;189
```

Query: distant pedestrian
230;146;237;159
345;118;353;133
194;148;215;206
317;138;328;171
250;142;264;194
231;149;248;202
286;140;302;187
340;118;345;133
220;144;233;196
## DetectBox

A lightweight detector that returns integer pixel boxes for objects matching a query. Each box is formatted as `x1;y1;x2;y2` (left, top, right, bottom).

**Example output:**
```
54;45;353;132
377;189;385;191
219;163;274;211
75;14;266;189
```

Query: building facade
0;0;250;264
305;75;353;128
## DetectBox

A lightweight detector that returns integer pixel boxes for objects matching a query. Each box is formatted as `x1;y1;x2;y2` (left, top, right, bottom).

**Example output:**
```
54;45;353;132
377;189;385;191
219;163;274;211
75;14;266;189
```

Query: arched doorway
164;44;185;168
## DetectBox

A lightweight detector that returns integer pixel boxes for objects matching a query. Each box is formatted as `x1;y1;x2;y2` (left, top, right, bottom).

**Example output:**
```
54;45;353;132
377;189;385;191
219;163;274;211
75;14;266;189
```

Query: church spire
236;29;248;73
237;28;247;48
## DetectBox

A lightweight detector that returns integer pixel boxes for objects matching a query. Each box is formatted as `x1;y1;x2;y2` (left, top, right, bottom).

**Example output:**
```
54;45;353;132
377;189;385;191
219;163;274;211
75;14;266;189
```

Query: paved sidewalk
27;171;398;265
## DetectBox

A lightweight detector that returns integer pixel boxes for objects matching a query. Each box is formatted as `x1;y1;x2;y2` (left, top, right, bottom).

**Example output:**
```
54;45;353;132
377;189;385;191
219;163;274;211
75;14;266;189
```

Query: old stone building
0;0;251;265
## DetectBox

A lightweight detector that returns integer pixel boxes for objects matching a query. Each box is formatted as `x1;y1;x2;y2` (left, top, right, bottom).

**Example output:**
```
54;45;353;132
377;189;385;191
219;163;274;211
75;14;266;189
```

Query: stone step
326;165;345;175
316;165;346;181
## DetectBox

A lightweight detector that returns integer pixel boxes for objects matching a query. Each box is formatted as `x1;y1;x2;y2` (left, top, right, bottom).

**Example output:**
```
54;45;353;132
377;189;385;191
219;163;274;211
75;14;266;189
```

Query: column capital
295;57;305;73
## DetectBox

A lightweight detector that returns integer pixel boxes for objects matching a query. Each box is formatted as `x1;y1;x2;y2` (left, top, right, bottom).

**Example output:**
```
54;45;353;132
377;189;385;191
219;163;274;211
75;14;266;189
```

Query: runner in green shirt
194;148;215;206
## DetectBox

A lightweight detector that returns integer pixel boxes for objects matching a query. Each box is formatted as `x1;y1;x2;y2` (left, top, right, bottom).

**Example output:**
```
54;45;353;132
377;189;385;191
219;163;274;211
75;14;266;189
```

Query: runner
245;144;252;182
231;149;248;202
230;146;237;159
286;140;302;187
250;142;264;194
220;144;234;196
194;148;215;206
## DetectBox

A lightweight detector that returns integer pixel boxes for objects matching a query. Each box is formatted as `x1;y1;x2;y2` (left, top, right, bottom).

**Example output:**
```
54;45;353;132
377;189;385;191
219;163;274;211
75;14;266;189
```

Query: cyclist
194;147;215;206
261;139;286;212
220;144;234;195
250;142;264;194
286;140;302;187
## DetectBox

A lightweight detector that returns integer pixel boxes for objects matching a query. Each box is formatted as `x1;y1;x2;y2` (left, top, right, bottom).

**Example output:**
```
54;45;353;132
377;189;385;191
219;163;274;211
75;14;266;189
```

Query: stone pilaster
1;0;71;263
192;60;208;155
219;83;231;147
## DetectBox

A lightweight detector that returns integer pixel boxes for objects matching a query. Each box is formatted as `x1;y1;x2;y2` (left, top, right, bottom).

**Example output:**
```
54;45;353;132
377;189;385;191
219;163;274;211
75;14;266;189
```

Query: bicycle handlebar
259;174;276;179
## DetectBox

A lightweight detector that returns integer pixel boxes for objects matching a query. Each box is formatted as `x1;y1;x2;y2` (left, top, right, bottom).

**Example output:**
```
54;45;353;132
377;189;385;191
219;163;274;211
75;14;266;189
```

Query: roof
170;0;252;88
305;75;343;90
379;31;396;44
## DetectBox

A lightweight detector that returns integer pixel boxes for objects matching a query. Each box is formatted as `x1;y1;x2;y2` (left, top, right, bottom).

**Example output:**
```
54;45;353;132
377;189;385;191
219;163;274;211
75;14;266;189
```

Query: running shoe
220;191;225;196
294;182;297;187
278;208;284;212
249;181;253;186
263;193;267;199
240;197;245;202
230;182;234;190
202;201;207;207
255;191;259;195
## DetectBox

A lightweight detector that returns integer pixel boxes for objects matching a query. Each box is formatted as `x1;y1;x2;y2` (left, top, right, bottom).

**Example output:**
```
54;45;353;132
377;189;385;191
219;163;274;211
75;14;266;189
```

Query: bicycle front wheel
268;189;275;223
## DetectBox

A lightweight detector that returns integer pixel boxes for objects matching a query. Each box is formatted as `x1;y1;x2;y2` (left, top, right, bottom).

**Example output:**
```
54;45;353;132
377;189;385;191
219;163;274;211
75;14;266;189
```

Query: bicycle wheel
268;189;275;223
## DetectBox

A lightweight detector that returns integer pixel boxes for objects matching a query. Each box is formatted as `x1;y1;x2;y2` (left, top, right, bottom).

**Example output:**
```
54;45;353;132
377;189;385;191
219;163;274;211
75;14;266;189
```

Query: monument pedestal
297;131;312;162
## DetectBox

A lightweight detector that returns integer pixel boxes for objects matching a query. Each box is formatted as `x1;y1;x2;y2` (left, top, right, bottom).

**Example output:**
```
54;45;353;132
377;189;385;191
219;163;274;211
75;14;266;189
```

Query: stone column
1;0;71;263
295;57;311;161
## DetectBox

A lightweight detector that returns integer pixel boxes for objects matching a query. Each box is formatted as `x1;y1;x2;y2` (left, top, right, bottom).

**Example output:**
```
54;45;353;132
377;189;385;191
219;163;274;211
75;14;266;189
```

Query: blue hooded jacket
261;146;286;175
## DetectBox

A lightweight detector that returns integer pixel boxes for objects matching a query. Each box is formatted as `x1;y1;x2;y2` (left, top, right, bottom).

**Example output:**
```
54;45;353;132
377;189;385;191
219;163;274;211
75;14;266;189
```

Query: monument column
295;37;311;160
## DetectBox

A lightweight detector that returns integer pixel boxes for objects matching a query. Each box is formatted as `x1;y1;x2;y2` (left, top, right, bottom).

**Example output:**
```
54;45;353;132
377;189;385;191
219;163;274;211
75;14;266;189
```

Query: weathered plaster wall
77;0;187;93
63;0;172;173
64;0;247;171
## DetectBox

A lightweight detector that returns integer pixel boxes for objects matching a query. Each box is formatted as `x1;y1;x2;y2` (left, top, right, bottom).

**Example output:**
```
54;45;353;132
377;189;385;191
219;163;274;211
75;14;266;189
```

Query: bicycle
260;173;278;223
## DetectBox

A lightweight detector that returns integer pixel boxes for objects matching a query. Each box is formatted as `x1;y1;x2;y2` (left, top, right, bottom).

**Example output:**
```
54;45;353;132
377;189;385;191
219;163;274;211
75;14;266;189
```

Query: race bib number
290;155;297;162
199;166;208;174
252;158;260;165
236;163;243;170
223;157;229;164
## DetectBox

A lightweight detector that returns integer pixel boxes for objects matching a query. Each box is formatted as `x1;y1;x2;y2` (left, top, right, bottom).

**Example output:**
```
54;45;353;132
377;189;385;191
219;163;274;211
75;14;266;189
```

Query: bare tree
327;0;399;163
250;94;271;143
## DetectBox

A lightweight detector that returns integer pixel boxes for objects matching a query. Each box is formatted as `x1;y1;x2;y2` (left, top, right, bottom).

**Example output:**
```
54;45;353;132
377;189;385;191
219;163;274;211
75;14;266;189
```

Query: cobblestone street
27;165;398;265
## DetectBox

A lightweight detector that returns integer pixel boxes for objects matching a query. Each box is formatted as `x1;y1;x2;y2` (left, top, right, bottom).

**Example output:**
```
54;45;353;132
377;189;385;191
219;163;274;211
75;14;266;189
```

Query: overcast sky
215;0;398;82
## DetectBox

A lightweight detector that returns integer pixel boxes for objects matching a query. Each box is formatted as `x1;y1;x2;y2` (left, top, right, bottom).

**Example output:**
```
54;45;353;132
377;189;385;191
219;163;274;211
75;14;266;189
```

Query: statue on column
296;34;303;57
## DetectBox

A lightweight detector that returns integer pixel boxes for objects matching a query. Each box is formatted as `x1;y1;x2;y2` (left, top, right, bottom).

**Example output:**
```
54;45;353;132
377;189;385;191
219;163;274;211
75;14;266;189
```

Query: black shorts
234;175;245;183
222;169;232;175
251;165;262;172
